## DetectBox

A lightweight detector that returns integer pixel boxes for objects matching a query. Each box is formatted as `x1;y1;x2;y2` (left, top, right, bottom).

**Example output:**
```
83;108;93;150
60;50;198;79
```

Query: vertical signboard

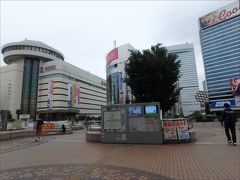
118;72;124;106
68;83;72;108
75;85;80;110
230;77;240;106
72;84;76;108
47;80;53;108
68;83;80;109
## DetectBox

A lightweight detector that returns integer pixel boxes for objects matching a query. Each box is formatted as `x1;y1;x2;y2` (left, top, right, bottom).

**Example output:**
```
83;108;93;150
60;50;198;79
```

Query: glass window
201;27;240;42
204;52;240;63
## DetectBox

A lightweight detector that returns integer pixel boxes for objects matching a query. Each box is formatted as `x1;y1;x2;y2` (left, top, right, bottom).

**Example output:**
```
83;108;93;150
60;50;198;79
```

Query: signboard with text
163;120;189;140
230;77;240;107
199;1;240;29
106;48;118;65
210;99;236;109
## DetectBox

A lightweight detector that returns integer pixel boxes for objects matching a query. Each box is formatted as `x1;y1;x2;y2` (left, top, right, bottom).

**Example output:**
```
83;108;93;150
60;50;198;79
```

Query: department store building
0;40;106;120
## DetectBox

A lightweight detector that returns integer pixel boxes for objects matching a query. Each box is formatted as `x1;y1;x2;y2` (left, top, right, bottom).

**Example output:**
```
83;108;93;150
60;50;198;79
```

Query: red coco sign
199;1;240;29
219;4;240;20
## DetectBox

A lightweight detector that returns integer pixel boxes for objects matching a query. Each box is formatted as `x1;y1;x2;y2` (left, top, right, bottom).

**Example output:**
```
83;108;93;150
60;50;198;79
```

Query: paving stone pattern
0;122;240;180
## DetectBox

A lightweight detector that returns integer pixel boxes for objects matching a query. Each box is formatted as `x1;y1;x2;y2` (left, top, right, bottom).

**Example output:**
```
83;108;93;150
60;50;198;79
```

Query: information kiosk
101;102;163;144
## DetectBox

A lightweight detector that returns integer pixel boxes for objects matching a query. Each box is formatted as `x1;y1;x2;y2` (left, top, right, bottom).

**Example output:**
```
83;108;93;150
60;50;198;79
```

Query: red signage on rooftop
106;48;118;65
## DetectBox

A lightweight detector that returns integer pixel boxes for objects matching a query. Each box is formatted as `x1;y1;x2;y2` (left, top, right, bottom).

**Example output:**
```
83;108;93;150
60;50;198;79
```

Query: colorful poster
164;127;178;140
230;77;240;96
68;83;72;108
75;85;80;109
163;121;178;140
47;80;53;108
177;126;190;140
72;84;76;107
163;120;189;140
68;83;80;109
230;77;240;107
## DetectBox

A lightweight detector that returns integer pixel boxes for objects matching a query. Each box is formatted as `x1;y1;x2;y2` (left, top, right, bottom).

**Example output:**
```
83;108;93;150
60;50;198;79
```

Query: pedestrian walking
62;124;66;135
35;119;44;141
221;103;237;146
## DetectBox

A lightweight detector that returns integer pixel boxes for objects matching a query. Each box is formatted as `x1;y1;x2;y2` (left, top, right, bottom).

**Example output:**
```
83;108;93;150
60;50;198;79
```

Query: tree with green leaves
125;43;181;113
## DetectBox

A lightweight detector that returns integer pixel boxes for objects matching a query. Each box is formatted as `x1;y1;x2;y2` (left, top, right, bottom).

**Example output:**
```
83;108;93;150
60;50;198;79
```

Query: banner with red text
163;120;189;140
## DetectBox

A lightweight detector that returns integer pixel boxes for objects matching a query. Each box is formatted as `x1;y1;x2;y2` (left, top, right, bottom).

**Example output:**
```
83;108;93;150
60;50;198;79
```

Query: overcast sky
0;0;235;89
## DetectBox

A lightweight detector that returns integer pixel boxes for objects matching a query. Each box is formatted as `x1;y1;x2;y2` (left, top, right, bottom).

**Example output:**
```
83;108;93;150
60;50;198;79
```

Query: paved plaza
0;122;240;180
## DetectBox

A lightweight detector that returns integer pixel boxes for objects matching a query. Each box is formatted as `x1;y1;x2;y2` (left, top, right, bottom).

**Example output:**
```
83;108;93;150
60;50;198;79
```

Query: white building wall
0;61;24;119
37;60;106;116
1;39;107;120
167;44;200;116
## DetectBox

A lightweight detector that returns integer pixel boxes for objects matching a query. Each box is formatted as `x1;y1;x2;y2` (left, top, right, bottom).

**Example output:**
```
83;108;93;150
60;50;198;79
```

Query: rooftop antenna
113;40;116;47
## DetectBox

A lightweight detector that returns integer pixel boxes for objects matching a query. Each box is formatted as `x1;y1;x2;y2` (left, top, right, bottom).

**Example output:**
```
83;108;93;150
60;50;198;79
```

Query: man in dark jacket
221;103;237;146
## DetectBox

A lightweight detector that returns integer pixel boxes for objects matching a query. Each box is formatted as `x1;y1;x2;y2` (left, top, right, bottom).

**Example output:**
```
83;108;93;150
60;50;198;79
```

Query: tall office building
1;39;106;120
167;44;200;116
106;44;134;105
199;0;240;111
202;80;208;92
106;43;200;116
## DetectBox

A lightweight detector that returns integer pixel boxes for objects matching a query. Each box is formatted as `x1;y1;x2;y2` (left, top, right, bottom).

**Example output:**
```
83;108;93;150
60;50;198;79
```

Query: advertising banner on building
75;85;80;109
230;77;240;106
72;84;76;108
68;83;80;109
199;1;240;29
68;83;72;108
47;80;53;108
230;77;240;96
106;48;118;65
210;99;236;109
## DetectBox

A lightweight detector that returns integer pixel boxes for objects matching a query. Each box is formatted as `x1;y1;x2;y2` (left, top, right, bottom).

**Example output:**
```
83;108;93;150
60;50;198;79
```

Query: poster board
129;117;159;132
103;111;122;130
163;121;177;140
163;120;190;140
177;126;190;140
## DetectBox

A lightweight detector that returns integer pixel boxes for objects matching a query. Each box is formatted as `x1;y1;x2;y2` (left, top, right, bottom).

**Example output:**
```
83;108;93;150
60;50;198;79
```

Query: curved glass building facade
199;1;240;110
